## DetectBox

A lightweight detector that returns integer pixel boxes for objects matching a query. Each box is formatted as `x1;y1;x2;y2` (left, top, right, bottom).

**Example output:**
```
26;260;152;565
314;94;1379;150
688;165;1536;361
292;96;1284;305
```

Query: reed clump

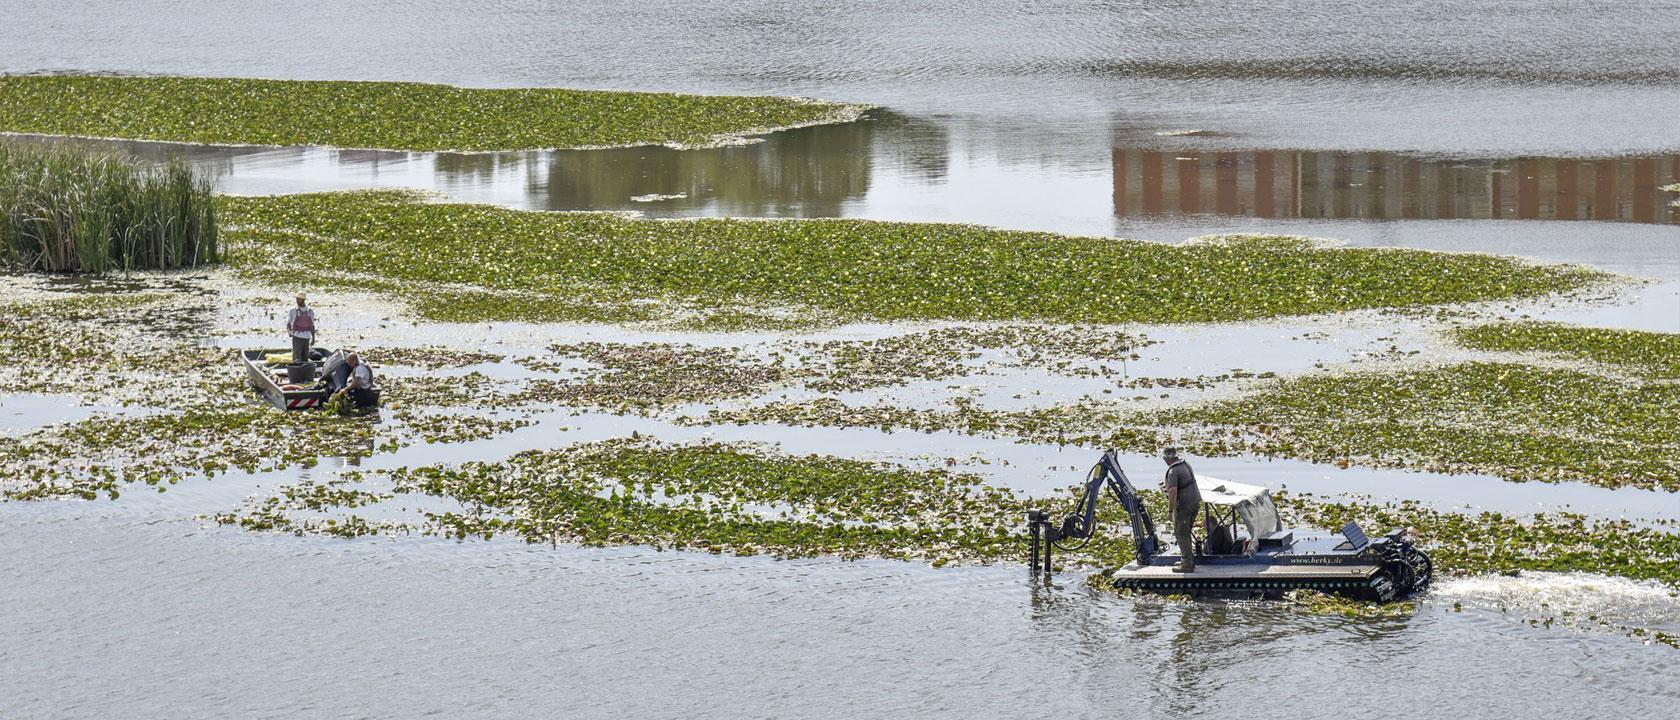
0;143;217;272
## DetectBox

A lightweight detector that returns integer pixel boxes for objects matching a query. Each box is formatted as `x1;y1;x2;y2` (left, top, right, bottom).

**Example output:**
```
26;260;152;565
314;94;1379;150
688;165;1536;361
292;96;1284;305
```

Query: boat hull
241;348;332;411
1103;561;1398;601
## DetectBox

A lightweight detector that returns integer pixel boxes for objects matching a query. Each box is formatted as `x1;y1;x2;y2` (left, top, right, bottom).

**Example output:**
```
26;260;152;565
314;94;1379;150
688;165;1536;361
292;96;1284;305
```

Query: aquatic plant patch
1160;363;1680;491
690;396;1142;446
0;407;386;500
0;293;232;401
213;439;1677;592
395;410;532;445
220;191;1606;328
0;142;217;272
383;439;1052;564
798;326;1153;392
702;360;1680;492
1452;322;1680;379
358;346;506;370
211;478;405;538
0;75;865;151
516;343;795;411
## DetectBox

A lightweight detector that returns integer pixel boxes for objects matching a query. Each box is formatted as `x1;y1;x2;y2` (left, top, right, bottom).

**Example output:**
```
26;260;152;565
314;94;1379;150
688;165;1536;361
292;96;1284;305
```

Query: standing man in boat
287;292;317;365
1163;447;1201;573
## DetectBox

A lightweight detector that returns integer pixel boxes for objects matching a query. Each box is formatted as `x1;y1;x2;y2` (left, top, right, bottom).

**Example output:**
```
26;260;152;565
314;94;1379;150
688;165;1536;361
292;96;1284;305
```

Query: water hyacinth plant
1157;362;1680;491
1453;321;1680;379
0;75;865;151
221;190;1606;327
0;142;217;272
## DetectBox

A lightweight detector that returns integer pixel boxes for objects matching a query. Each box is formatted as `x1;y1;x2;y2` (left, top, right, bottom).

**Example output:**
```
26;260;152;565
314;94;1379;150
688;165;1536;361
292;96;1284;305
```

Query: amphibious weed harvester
1027;451;1431;602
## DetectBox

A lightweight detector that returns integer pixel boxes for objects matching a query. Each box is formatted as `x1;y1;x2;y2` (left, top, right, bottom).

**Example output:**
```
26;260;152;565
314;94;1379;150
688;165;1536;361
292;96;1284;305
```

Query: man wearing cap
1163;448;1201;573
286;293;317;365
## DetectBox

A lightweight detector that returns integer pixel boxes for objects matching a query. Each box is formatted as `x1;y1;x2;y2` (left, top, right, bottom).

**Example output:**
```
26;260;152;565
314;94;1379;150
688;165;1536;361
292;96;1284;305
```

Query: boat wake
1433;572;1680;636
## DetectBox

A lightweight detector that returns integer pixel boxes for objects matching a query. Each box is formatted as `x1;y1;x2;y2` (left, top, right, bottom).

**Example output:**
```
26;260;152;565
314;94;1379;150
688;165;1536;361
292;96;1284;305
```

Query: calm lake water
4;1;1679;717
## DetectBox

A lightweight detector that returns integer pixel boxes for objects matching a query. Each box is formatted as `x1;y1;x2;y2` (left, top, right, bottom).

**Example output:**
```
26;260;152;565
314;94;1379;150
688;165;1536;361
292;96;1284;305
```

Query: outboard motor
1372;528;1433;598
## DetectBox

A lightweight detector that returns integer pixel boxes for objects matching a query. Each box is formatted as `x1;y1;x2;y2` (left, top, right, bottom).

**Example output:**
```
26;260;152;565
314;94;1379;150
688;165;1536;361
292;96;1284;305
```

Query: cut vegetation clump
220;191;1606;328
0;142;217;272
0;75;865;151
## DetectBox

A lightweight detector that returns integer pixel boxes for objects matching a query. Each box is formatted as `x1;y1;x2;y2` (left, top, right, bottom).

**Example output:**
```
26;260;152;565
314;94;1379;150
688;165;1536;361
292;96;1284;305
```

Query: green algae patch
0;75;865;151
220;191;1606;327
1453;322;1680;379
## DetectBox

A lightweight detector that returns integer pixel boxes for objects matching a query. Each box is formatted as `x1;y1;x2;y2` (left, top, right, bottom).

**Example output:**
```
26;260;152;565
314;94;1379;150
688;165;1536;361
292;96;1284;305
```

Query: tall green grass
0;143;217;272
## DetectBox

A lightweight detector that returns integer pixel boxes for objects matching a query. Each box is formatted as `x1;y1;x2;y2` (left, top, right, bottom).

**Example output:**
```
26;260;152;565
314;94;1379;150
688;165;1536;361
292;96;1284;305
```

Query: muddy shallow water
5;1;1680;717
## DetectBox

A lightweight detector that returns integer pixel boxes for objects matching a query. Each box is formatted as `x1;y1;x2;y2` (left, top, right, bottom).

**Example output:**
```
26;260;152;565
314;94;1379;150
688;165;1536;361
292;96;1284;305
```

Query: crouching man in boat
332;353;377;408
1163;447;1202;573
287;292;317;364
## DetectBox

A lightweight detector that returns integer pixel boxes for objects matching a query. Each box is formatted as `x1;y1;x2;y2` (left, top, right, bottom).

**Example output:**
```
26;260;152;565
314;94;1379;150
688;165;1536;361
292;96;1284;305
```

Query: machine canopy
1194;476;1283;540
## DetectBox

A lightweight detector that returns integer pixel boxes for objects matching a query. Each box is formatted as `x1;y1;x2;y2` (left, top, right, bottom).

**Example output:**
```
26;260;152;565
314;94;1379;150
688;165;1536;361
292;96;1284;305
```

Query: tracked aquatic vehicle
1026;451;1431;602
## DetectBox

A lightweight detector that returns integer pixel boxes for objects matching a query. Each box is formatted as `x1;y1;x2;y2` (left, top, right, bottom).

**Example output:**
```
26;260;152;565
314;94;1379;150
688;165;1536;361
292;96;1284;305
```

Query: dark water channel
5;1;1680;717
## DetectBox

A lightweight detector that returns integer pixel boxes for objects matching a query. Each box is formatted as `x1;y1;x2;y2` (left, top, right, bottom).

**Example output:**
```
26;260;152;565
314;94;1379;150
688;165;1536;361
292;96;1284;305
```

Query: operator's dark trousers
1173;510;1196;571
292;335;311;364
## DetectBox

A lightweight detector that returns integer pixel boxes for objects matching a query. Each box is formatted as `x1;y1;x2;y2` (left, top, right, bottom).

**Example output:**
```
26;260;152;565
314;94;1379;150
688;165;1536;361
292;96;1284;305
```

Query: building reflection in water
525;116;916;217
1113;149;1680;224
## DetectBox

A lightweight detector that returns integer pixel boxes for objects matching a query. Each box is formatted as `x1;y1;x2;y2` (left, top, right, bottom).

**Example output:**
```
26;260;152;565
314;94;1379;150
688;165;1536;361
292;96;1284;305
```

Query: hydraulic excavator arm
1026;450;1160;581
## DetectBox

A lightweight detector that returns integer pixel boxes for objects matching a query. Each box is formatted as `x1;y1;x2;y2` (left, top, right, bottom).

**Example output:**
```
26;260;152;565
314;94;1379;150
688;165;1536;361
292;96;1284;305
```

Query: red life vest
292;308;315;332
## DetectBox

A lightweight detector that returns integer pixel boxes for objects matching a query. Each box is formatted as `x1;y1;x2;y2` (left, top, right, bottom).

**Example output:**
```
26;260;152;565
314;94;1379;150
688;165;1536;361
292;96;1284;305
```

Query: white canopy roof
1193;476;1269;506
1191;475;1283;539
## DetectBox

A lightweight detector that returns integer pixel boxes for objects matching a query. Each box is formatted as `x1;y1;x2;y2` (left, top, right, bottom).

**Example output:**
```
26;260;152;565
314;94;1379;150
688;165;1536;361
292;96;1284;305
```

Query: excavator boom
1027;450;1159;579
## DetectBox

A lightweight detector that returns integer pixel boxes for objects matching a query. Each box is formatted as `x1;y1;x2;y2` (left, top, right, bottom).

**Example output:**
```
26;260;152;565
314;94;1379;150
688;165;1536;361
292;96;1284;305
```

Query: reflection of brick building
1112;150;1680;223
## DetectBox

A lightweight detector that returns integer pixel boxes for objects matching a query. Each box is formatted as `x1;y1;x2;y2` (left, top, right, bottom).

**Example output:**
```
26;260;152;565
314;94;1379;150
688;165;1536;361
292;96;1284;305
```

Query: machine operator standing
1163;448;1201;573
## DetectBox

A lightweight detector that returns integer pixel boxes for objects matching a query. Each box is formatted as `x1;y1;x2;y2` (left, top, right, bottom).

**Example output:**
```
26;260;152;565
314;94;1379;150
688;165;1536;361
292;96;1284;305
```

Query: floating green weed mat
698;359;1680;492
385;439;1038;564
1164;362;1680;491
200;438;1677;588
0;75;863;151
221;191;1605;327
0;142;217;272
1453;321;1680;379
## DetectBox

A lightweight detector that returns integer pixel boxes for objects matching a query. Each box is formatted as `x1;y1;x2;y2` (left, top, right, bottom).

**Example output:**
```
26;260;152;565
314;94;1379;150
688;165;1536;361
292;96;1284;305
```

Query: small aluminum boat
241;347;380;411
